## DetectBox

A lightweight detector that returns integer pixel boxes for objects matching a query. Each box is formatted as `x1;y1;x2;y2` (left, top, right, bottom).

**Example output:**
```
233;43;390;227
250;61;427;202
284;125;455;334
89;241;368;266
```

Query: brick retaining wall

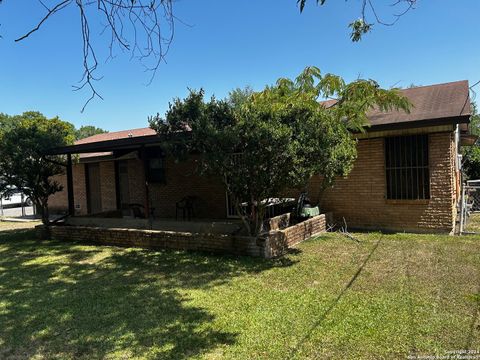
265;213;332;258
41;213;330;258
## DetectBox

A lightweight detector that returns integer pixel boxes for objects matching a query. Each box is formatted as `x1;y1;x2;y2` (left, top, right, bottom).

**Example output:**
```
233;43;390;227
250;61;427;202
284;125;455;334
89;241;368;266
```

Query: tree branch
14;0;72;42
13;0;175;112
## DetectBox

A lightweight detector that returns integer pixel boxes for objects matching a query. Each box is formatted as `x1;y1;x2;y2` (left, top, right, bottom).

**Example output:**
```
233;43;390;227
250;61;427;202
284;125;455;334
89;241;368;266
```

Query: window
385;134;430;200
145;148;166;183
148;157;166;183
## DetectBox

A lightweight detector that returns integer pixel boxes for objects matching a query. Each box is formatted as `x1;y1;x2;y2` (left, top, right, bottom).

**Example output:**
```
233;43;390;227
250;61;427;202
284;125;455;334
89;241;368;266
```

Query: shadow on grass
286;235;383;358
465;292;480;350
0;230;293;359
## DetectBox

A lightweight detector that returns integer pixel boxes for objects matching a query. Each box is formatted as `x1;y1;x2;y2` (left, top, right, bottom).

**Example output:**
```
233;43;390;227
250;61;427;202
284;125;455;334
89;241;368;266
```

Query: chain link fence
459;180;480;234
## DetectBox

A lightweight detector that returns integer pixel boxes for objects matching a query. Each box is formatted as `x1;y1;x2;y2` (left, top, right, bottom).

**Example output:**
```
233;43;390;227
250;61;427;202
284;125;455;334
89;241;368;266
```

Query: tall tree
0;112;75;224
462;104;480;180
75;125;108;140
150;67;410;236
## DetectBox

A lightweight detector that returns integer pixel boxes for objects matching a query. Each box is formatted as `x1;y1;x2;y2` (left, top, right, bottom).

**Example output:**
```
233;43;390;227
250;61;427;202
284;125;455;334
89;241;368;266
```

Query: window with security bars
385;134;430;200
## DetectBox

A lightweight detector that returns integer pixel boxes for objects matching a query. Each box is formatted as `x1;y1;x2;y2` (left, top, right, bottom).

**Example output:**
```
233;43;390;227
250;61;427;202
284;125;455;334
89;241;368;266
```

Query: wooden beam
141;146;150;219
66;154;75;216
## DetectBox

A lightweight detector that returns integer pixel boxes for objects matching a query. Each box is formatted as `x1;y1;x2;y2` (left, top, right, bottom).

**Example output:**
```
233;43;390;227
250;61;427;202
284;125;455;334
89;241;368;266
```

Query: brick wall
149;156;227;219
48;174;68;213
265;213;330;257
99;161;117;212
127;159;147;206
74;164;88;215
49;156;228;219
309;132;457;233
48;130;457;233
48;164;88;215
46;225;263;256
42;212;329;258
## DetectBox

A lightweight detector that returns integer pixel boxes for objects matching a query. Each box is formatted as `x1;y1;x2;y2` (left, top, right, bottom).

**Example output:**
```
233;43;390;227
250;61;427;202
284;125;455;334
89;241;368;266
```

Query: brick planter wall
46;225;263;257
41;213;329;258
264;213;331;258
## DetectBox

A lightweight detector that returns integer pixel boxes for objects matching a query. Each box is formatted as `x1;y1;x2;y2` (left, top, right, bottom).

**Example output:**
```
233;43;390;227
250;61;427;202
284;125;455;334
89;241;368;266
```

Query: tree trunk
39;198;49;225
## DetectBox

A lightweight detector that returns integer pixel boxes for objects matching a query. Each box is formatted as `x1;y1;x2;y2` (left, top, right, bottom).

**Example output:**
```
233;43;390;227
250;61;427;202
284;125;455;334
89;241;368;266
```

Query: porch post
66;153;75;216
141;146;150;218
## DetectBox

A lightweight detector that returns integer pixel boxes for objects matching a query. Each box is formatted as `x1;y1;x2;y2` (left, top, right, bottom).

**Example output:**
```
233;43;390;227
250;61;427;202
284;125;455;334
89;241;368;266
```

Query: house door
86;163;102;214
117;161;130;212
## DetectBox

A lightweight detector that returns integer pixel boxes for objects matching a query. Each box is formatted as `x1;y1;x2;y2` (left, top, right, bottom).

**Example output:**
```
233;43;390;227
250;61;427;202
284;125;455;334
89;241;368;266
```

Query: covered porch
48;130;229;222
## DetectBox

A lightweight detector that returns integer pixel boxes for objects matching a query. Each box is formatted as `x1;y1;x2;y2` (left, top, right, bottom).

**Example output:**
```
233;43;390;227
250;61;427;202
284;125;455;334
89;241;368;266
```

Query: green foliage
462;104;480;179
463;146;480;180
349;19;373;42
297;0;415;42
227;86;254;110
0;112;74;224
297;0;326;13
150;67;410;236
0;113;16;134
468;103;480;136
75;125;108;140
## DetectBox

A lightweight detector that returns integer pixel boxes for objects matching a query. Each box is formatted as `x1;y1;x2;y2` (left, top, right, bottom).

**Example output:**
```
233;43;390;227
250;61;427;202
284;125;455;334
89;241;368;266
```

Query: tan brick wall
46;225;263;257
73;164;88;215
48;130;457;233
42;212;329;258
265;213;330;257
99;161;117;212
311;131;456;233
127;159;146;206
48;174;68;213
149;156;227;219
49;156;227;219
48;164;88;215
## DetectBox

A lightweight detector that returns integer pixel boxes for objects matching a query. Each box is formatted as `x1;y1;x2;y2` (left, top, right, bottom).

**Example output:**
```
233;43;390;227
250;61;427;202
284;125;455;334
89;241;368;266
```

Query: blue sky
0;0;479;131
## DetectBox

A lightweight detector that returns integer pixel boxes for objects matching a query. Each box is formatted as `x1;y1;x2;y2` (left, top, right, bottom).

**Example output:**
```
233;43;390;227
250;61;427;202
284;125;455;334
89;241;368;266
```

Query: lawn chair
129;203;146;219
176;196;196;221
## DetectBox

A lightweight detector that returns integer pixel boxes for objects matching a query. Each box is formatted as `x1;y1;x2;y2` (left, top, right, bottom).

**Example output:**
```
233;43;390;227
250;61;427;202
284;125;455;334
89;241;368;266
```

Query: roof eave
365;115;470;133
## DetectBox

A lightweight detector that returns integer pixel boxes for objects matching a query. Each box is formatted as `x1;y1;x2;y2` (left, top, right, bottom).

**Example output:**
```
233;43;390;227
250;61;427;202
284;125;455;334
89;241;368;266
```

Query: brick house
49;80;473;234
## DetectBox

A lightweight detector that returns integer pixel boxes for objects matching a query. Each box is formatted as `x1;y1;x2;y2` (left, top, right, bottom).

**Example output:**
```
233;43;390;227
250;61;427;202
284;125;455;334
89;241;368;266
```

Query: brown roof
322;80;471;129
368;80;471;127
75;127;156;145
75;80;471;157
76;127;156;159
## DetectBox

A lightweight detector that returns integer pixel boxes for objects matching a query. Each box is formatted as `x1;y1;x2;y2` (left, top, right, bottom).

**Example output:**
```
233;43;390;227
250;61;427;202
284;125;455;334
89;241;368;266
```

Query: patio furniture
176;196;196;221
299;206;320;218
295;192;319;219
129;203;146;219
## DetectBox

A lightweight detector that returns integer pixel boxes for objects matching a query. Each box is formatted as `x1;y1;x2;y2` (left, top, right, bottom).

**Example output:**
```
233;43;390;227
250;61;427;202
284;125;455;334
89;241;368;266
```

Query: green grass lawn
0;225;479;359
0;219;41;231
465;213;480;233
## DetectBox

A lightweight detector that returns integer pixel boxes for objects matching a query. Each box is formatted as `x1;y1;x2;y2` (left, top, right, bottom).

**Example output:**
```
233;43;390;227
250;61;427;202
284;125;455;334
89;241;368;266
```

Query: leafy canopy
150;67;410;235
75;125;108;140
0;112;74;224
462;104;480;180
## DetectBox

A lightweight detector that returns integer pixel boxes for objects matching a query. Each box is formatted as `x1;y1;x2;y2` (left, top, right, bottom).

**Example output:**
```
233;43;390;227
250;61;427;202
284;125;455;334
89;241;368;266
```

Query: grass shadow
0;233;286;359
286;235;383;358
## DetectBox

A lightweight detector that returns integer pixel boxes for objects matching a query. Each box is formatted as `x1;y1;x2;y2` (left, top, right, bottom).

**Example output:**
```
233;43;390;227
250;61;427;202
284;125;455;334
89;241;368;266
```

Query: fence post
21;193;25;217
459;184;466;234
